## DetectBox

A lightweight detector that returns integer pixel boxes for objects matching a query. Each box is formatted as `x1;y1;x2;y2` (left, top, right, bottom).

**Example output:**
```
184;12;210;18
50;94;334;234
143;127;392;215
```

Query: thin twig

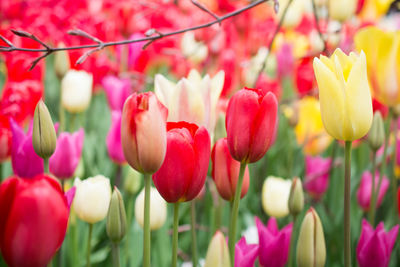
191;0;221;25
0;0;269;69
311;0;327;54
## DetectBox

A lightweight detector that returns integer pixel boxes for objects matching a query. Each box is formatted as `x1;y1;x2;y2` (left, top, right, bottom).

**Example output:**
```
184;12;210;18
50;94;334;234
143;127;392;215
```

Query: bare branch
0;35;13;47
191;0;221;25
11;29;51;50
30;51;52;70
76;46;104;65
68;29;103;44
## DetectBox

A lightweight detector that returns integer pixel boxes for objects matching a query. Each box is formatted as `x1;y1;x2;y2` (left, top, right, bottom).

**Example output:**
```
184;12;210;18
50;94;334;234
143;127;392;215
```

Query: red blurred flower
0;175;69;267
153;121;211;202
372;98;388;118
0;115;11;162
226;87;278;163
255;74;282;102
295;57;315;96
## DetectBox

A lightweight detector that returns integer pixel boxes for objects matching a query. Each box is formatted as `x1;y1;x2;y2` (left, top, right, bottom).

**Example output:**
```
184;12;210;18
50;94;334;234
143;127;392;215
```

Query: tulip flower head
102;75;132;111
49;128;84;179
211;138;250;201
204;231;231;267
304;156;332;200
0;175;69;267
121;92;168;174
313;48;373;141
356;219;399;267
107;187;127;243
135;187;167;230
73;176;111;224
153;121;211;202
262;176;292;218
226;87;278;163
255;217;292;267
329;0;357;21
61;70;93;113
357;171;389;211
106;111;125;164
234;237;259;267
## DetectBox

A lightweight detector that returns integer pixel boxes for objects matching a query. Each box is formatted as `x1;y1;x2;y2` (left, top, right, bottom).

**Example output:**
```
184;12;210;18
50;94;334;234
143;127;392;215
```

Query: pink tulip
10;119;43;178
102;75;131;111
49;129;84;179
304;155;332;200
235;237;259;267
357;171;389;211
106;111;125;164
255;217;292;267
276;43;294;78
357;219;399;267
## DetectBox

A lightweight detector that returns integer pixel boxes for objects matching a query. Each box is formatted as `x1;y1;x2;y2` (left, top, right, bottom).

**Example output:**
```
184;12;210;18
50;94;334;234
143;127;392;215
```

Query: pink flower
235;237;258;267
102;75;131;111
304;156;332;200
255;217;292;267
276;43;294;78
10;119;43;178
357;219;399;267
356;171;389;211
106;111;125;164
49;129;84;179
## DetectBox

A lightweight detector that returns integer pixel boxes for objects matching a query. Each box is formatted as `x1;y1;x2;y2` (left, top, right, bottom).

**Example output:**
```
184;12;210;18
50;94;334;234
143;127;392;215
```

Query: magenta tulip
304;155;332;200
357;171;389;211
255;217;292;267
106;111;125;164
357;219;399;267
0;175;69;267
49;128;84;179
235;237;259;267
226;87;278;163
153;121;210;202
102;75;131;111
10;119;43;178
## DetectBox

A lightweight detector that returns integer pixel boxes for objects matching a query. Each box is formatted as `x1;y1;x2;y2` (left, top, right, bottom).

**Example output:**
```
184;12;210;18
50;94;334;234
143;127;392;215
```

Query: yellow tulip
313;48;373;141
358;0;395;21
294;96;332;155
355;26;400;107
329;0;357;22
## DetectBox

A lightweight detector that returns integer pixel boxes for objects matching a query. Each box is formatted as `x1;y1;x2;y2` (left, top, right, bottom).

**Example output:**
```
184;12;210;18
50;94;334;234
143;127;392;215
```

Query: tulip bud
296;208;326;267
135;187;167;230
288;177;304;216
61;70;93;113
106;187;127;244
204;231;231;267
262;176;292;218
123;168;142;195
54;42;70;79
368;111;384;151
32;100;57;159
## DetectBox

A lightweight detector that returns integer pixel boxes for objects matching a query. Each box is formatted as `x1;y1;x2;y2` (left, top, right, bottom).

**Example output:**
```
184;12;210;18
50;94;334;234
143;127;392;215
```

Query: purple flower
357;219;399;267
106;111;125;164
235;237;258;267
49;129;84;179
102;75;131;111
356;171;389;212
10;119;43;178
304;155;332;200
256;217;292;267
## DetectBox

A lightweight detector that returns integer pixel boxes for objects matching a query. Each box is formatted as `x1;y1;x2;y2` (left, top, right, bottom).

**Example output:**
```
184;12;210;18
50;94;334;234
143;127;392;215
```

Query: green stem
391;114;399;222
143;174;151;267
86;224;93;267
190;201;198;267
44;158;49;173
124;193;134;267
0;162;3;182
288;215;297;267
344;141;352;267
61;180;65;194
172;202;180;267
111;243;120;267
228;162;247;267
368;151;377;225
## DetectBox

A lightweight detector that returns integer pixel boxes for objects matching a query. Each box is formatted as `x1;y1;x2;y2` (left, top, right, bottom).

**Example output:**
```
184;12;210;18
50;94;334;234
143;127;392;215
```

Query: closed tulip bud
135;187;167;230
296;208;326;267
121;92;168;174
61;70;93;113
106;187;127;243
262;176;292;218
313;49;373;141
204;231;231;267
54;42;70;79
73;175;111;224
32;100;57;159
288;177;304;216
329;0;357;21
123;168;142;195
368;111;384;151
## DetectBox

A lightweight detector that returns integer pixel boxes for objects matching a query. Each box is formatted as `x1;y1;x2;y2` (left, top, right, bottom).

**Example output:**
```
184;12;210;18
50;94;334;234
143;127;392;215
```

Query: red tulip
211;138;250;201
153;121;211;202
226;87;278;163
121;92;168;174
0;175;69;267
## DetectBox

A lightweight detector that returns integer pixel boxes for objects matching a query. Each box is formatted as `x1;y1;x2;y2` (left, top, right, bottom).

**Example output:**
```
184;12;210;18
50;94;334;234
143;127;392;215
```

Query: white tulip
181;32;208;63
261;176;292;218
73;175;111;224
61;70;93;113
135;187;167;230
